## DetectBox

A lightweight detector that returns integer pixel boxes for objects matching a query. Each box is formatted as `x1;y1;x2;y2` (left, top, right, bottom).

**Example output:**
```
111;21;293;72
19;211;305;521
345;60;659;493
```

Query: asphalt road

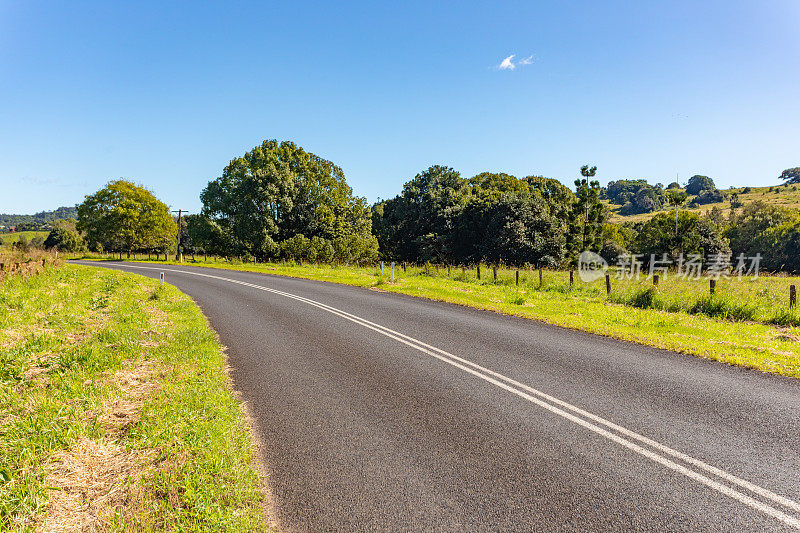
74;261;800;532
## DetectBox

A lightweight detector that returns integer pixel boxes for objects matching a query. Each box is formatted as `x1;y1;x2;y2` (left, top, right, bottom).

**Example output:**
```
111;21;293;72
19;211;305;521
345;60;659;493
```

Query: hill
607;183;800;224
0;206;78;227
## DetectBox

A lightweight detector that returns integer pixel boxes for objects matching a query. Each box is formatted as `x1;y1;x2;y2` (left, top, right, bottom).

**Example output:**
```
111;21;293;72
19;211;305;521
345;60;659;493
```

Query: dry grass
36;360;165;532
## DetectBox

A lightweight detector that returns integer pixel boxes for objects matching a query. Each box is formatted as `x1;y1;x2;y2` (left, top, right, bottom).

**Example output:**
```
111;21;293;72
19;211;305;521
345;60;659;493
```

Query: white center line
90;262;800;529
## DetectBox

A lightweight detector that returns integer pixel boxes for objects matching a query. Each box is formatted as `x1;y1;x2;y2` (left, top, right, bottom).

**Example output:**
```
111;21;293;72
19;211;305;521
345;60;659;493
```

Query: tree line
34;139;800;273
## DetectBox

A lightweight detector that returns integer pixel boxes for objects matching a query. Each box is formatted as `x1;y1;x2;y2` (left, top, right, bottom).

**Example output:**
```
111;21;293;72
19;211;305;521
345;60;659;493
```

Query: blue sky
1;1;799;214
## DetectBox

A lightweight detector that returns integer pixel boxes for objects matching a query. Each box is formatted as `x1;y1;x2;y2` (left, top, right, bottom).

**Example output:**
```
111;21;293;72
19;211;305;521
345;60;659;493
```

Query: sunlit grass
71;254;800;378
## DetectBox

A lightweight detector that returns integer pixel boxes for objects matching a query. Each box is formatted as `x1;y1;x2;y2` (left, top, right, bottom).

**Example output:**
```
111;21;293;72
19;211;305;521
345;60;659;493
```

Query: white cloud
497;53;534;71
498;54;516;70
519;55;534;65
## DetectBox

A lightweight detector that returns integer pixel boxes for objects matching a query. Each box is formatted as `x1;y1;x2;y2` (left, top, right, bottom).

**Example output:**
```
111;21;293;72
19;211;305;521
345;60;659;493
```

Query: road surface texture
74;261;800;532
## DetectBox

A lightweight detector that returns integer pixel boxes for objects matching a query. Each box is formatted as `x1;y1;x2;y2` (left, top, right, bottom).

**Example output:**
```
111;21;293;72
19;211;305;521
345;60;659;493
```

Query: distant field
608;183;800;223
0;231;49;245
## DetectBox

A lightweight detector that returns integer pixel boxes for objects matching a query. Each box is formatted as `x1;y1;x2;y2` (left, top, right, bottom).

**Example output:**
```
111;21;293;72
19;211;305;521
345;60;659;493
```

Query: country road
74;261;800;532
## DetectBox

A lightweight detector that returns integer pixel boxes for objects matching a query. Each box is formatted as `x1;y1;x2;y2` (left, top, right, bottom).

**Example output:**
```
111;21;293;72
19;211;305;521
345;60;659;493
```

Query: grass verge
72;257;800;379
0;264;267;531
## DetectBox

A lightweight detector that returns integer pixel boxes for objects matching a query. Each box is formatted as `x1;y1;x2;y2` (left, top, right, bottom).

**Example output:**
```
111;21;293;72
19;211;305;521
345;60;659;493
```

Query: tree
666;189;688;236
480;192;565;266
77;180;176;256
779;167;800;185
689;189;724;206
185;215;226;256
372;165;469;263
44;227;85;252
666;182;681;189
685;175;716;195
725;201;800;258
201;140;377;262
605;179;650;205
567;165;605;262
635;211;729;260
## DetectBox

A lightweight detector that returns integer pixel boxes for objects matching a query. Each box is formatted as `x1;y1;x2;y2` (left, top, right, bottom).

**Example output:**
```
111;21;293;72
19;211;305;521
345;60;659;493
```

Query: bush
690;189;724;206
44;227;85;252
689;295;757;322
631;287;660;309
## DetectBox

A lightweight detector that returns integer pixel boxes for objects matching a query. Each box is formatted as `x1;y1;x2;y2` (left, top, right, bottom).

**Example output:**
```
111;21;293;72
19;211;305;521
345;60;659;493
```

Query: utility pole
172;209;188;261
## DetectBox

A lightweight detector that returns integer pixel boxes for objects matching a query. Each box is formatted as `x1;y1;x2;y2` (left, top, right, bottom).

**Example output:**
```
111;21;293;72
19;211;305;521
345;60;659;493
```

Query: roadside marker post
515;270;519;286
605;274;611;295
391;262;395;282
381;261;384;276
710;279;716;295
160;272;164;285
791;285;797;309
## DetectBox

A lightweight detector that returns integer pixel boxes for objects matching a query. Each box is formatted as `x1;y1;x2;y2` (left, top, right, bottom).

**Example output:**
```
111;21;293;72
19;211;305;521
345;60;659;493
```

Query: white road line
91;262;800;529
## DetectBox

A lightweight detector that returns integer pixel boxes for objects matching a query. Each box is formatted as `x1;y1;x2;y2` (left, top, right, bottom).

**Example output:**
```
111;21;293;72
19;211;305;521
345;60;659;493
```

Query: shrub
631;287;660;309
689;295;757;322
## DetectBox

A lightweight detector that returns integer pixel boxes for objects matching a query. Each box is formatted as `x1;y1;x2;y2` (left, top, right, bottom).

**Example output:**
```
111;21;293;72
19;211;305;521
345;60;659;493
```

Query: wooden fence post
515;270;519;286
493;265;497;281
710;279;716;295
569;270;574;286
539;268;543;286
606;274;611;295
791;285;797;309
477;264;481;280
653;274;659;287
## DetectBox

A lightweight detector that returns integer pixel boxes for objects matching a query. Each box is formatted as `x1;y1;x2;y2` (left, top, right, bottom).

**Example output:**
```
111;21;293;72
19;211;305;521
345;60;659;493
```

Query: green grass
0;231;49;245
0;265;267;531
70;255;800;379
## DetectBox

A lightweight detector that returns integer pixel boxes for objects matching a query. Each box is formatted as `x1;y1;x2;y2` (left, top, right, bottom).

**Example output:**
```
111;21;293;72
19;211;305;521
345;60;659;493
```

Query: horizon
2;1;799;214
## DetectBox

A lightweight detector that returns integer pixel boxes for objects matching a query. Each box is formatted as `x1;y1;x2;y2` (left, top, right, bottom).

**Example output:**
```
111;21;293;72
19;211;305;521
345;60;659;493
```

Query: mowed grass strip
74;256;800;379
0;265;267;531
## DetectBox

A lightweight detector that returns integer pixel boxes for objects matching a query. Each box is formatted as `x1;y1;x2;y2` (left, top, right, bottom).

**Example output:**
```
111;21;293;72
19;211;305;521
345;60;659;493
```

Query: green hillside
607;183;800;223
0;206;77;227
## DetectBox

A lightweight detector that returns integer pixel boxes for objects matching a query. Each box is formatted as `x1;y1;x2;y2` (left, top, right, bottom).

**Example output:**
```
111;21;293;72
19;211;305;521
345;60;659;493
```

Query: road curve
74;261;800;532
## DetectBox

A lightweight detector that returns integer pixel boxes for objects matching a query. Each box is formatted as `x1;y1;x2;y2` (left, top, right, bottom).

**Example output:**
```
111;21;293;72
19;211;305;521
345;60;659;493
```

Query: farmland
0;231;49;246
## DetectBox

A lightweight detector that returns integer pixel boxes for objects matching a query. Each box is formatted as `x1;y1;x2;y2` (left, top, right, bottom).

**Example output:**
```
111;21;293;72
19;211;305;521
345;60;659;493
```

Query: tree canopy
77;180;176;255
373;166;574;266
198;140;377;262
685;175;716;195
779;167;800;185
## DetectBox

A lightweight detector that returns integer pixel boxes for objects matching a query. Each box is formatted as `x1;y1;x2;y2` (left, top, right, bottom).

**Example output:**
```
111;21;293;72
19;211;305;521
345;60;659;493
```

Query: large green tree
373;165;469;263
200;140;376;261
77;180;176;256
